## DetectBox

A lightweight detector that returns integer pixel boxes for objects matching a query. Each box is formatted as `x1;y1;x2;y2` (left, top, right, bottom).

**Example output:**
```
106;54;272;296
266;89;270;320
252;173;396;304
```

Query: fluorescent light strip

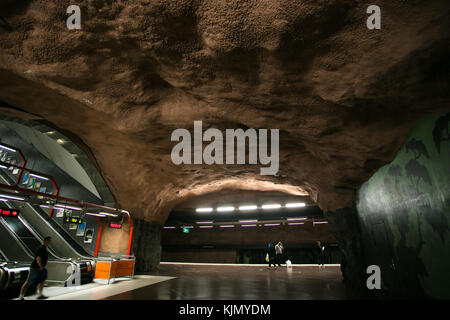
287;217;307;221
85;212;107;217
196;207;213;213
241;224;257;227
0;199;8;202
0;145;16;152
29;173;49;181
163;226;176;229
285;202;306;208
217;206;234;212
239;220;258;223
238;205;257;211
314;221;329;225
199;226;213;229
55;204;82;211
288;222;305;226
264;223;280;226
219;225;234;228
0;194;25;201
196;221;213;224
181;226;193;229
0;165;7;169
261;204;281;210
99;212;119;217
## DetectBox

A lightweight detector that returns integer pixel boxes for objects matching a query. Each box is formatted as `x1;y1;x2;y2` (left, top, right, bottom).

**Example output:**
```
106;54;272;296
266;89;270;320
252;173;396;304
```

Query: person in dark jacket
316;241;325;269
18;236;52;300
266;243;277;269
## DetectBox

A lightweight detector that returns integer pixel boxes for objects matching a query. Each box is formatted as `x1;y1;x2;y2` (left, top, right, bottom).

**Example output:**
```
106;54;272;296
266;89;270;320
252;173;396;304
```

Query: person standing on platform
316;241;325;269
266;243;277;269
18;236;52;300
275;241;284;267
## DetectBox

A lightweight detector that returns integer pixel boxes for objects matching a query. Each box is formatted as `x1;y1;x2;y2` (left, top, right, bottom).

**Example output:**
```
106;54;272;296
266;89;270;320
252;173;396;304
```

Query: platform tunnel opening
0;0;449;300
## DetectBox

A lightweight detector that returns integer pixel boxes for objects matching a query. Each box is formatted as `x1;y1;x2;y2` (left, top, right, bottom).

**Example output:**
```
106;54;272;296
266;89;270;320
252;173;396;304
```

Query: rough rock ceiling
0;0;449;224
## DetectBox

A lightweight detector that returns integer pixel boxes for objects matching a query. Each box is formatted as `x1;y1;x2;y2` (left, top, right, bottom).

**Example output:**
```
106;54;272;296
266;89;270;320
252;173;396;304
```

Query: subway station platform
21;263;347;300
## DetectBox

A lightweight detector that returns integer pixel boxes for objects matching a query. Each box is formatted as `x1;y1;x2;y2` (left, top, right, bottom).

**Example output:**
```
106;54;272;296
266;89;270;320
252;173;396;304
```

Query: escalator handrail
29;203;94;258
0;216;34;260
16;215;65;260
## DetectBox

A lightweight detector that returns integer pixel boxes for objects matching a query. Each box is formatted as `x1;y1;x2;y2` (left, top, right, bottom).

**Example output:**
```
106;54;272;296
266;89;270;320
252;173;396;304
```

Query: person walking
19;236;52;300
266;243;277;269
275;241;284;267
316;241;325;269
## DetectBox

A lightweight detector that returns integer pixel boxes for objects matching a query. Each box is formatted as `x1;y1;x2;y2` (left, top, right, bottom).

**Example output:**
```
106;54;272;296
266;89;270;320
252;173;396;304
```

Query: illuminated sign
182;227;190;234
109;222;122;229
0;208;20;217
63;216;83;224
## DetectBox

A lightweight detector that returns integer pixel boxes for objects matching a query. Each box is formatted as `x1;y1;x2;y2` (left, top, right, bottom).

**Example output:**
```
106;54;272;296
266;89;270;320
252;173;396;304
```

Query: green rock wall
356;112;450;299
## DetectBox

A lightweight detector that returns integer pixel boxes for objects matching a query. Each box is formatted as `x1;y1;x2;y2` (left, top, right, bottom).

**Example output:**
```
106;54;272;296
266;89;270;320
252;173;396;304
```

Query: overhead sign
64;216;83;224
0;208;19;217
109;222;122;229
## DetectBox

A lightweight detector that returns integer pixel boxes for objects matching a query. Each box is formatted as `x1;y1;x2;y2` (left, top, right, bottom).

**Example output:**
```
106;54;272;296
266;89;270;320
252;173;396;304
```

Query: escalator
0;199;95;283
0;216;31;262
0;171;94;260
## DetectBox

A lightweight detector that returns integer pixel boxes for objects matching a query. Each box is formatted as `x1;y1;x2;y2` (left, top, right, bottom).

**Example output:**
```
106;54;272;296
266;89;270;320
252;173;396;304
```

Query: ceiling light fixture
0;194;25;201
55;204;82;211
196;207;213;213
0;145;16;152
217;206;234;212
85;212;107;217
238;205;258;211
285;202;306;208
29;173;49;181
98;212;119;217
261;204;281;210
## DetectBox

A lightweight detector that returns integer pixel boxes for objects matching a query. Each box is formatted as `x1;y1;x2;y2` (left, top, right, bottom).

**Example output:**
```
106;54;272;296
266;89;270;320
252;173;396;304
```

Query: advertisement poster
76;222;86;236
55;209;64;218
22;172;29;184
34;181;41;191
84;228;94;243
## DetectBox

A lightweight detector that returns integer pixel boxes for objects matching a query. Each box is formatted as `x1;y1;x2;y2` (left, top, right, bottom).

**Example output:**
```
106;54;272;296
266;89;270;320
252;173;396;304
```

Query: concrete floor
15;263;348;300
105;263;348;300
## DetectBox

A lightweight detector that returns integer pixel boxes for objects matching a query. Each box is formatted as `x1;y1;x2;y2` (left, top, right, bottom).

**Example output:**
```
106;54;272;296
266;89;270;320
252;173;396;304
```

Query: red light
12;211;18;216
3;210;10;216
109;223;122;229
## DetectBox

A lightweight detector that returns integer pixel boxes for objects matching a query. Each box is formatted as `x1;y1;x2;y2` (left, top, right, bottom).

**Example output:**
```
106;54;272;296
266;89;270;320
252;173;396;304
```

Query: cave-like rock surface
0;0;449;223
